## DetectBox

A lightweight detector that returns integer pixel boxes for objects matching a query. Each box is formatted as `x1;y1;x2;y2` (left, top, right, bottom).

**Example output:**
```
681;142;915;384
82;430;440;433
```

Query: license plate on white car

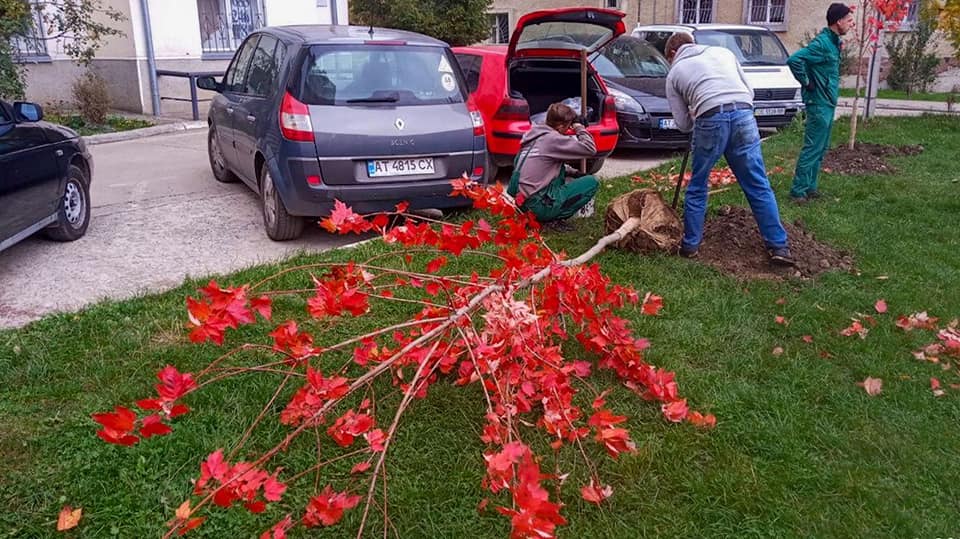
659;118;677;130
367;158;435;178
754;107;786;117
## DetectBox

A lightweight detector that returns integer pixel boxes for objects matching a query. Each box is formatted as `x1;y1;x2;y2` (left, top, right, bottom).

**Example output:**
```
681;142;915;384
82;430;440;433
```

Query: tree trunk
848;5;871;150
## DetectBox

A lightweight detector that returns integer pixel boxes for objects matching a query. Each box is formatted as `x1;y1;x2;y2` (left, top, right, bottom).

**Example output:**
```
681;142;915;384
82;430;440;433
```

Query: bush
885;21;940;94
71;70;110;125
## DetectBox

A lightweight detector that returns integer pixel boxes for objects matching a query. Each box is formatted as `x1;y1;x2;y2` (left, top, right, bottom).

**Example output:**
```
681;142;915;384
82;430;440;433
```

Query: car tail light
472;166;484;177
602;95;617;123
493;96;530;121
280;91;314;142
467;101;485;136
306;175;322;186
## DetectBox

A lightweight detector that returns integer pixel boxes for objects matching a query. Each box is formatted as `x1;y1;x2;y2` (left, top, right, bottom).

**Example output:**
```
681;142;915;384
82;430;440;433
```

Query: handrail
155;69;225;121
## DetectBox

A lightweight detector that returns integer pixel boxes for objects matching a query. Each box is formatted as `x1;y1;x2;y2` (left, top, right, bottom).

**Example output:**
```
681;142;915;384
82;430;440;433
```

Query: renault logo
394;118;405;131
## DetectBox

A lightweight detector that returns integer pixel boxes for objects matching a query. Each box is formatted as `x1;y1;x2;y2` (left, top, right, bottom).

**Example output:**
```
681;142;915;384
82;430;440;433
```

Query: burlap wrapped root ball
603;188;683;253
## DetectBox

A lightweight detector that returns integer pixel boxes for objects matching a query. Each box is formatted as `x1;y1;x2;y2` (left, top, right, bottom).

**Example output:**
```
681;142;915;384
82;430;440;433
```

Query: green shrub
71;70;110;125
885;21;940;95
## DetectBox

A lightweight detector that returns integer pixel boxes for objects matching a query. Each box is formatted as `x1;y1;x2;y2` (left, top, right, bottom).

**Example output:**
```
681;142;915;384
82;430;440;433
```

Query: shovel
670;137;693;210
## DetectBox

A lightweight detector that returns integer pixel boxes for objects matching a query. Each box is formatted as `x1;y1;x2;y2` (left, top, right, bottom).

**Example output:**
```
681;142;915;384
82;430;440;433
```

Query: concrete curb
84;121;207;145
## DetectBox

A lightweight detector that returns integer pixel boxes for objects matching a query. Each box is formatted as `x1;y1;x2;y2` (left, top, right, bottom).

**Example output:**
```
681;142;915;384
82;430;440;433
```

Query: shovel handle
671;141;692;210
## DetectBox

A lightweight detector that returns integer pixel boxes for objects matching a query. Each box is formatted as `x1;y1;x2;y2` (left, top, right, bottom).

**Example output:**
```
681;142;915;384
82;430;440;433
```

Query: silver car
198;25;488;240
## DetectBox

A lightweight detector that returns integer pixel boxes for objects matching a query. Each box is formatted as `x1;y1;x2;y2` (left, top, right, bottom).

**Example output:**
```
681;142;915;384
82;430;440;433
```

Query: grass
2;115;960;538
44;113;153;136
839;87;959;103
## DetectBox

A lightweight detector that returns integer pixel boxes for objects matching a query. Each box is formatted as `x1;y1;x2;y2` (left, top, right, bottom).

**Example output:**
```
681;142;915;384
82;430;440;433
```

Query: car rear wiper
346;94;399;104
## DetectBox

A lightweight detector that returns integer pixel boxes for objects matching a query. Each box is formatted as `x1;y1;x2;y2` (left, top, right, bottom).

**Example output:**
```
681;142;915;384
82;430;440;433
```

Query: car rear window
296;45;466;106
693;29;788;65
518;22;612;51
595;37;669;78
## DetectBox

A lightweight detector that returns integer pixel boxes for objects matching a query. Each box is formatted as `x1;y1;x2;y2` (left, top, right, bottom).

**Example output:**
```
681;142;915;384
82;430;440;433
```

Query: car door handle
56;149;63;157
226;107;234;114
246;115;256;123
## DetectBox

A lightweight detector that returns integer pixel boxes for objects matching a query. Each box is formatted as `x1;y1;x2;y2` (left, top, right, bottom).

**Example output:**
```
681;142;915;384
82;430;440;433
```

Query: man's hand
571;122;585;131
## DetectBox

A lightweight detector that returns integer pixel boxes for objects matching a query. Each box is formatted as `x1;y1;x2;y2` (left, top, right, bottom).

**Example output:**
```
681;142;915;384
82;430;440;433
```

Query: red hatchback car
454;8;625;179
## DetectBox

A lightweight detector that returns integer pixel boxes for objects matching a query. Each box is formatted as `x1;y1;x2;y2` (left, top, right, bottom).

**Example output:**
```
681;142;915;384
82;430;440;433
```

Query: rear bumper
272;157;485;217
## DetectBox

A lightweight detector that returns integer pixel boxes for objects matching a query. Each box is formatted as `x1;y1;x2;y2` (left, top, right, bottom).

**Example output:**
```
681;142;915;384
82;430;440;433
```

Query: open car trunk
509;58;606;124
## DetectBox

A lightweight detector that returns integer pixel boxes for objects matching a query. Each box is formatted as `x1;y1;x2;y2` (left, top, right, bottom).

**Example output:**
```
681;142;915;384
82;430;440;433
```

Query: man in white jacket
665;32;793;266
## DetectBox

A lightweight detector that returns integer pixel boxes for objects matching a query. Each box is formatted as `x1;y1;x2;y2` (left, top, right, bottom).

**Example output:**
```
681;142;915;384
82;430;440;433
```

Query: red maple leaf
93;406;140;446
327;409;375;447
580;480;613;505
139;414;173;439
156;365;197;404
874;299;888;314
303;485;362;527
425;256;448;274
260;515;293;539
661;399;689;423
641;293;663;316
688;411;717;429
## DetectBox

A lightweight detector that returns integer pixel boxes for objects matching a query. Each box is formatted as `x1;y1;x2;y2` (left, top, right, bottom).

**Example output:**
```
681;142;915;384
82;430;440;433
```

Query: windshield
297;45;466;106
594;37;669;78
517;21;613;51
693;29;788;65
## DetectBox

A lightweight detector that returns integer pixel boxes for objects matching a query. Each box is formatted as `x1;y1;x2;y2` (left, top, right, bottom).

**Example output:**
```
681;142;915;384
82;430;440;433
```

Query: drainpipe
139;0;161;116
330;0;340;25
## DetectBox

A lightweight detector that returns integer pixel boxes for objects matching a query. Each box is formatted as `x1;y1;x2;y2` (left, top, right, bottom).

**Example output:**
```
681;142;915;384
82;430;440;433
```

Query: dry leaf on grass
857;377;883;396
57;506;82;531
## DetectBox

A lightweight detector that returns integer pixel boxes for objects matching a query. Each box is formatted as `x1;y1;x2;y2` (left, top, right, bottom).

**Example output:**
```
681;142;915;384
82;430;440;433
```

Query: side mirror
196;76;222;92
13;101;43;122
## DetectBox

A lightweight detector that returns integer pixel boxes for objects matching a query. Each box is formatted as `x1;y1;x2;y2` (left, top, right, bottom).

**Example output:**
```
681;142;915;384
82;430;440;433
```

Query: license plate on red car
367;158;435;178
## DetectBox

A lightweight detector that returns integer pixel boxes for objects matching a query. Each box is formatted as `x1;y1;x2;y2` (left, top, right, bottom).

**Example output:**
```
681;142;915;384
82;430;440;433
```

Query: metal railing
156;69;225;120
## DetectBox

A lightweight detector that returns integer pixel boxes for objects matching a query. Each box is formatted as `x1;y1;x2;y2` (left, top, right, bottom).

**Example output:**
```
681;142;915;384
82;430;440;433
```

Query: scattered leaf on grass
580;481;614;505
57;506;82;531
802;335;814;344
931;378;945;397
772;346;784;356
775;315;788;325
875;299;888;313
876;275;889;280
857;377;883;396
840;319;869;339
775;297;787;305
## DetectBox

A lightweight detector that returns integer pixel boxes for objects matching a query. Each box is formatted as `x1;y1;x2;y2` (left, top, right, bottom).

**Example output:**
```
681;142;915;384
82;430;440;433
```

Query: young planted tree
350;0;493;46
935;0;960;55
0;0;123;99
847;0;912;150
92;180;715;538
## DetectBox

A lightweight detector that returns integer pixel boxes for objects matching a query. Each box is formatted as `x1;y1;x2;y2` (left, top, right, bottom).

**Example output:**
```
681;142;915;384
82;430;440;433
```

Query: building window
197;0;266;54
12;2;49;60
679;0;714;23
900;0;921;28
605;0;622;8
487;13;509;44
746;0;786;26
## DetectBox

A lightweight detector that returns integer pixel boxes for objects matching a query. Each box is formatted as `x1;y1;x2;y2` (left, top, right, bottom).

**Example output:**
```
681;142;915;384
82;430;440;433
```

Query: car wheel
584;158;605;175
260;167;304;241
208;126;238;183
45;164;90;242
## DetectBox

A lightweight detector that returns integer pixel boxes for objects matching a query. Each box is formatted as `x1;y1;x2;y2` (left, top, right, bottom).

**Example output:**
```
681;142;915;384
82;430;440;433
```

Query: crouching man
508;103;599;229
664;32;794;266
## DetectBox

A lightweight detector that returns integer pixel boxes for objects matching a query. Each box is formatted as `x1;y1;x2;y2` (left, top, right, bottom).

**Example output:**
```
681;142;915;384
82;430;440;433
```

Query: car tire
260;167;304;241
584;158;605;175
45;164;90;242
208;126;238;183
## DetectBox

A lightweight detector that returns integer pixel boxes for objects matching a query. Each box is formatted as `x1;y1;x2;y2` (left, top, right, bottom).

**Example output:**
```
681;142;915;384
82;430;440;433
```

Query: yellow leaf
175;500;191;521
57;506;82;531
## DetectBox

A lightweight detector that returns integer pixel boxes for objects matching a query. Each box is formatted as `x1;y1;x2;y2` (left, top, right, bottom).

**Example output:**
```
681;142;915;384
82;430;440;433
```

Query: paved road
0;130;674;329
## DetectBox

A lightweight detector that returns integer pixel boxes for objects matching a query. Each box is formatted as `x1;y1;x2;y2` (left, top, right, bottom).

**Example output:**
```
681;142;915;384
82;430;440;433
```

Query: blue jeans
682;108;788;251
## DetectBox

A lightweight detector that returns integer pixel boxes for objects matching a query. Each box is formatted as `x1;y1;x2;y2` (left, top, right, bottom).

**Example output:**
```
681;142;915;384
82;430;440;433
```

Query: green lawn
2;115;960;538
44;113;153;136
839;87;959;103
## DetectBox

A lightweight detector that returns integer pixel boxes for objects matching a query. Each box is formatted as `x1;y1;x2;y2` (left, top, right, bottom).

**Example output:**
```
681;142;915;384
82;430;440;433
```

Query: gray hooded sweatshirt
515;123;597;198
665;43;753;133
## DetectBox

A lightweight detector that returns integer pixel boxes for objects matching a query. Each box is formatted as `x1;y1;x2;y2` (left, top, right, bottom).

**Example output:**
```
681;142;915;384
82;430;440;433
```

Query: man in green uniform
787;3;856;203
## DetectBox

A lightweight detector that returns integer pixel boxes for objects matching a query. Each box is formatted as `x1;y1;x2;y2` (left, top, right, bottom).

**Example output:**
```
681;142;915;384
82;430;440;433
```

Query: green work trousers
790;105;835;198
522;173;599;222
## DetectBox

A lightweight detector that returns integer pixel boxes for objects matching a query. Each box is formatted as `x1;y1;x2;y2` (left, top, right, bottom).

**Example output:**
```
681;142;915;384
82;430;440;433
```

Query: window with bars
197;0;266;54
679;0;714;24
900;0;921;28
487;13;509;44
746;0;787;26
12;2;49;60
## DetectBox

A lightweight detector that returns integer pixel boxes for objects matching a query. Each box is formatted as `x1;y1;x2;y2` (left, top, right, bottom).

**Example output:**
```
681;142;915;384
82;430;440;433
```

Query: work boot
790;195;808;205
807;190;824;199
678;245;699;259
768;247;796;267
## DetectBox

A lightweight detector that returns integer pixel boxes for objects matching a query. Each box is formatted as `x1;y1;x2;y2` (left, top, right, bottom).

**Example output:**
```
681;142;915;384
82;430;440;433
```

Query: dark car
198;25;488;241
1;100;93;253
592;35;688;149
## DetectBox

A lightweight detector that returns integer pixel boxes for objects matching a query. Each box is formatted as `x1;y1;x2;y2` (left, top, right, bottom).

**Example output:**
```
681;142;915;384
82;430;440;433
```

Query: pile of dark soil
697;206;854;280
821;143;923;176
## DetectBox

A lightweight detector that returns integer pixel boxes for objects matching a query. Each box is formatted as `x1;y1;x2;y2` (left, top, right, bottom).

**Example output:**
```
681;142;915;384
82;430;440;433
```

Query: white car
633;23;804;129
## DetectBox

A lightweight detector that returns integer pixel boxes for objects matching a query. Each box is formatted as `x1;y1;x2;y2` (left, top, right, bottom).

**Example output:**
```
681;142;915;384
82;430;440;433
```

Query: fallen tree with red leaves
93;179;714;539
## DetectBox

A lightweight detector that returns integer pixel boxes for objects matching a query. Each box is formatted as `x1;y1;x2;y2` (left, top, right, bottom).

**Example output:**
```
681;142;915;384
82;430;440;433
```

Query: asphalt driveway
0;129;674;330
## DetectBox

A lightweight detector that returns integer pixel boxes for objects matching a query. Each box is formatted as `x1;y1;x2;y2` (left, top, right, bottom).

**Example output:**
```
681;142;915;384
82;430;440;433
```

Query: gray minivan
199;25;487;240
